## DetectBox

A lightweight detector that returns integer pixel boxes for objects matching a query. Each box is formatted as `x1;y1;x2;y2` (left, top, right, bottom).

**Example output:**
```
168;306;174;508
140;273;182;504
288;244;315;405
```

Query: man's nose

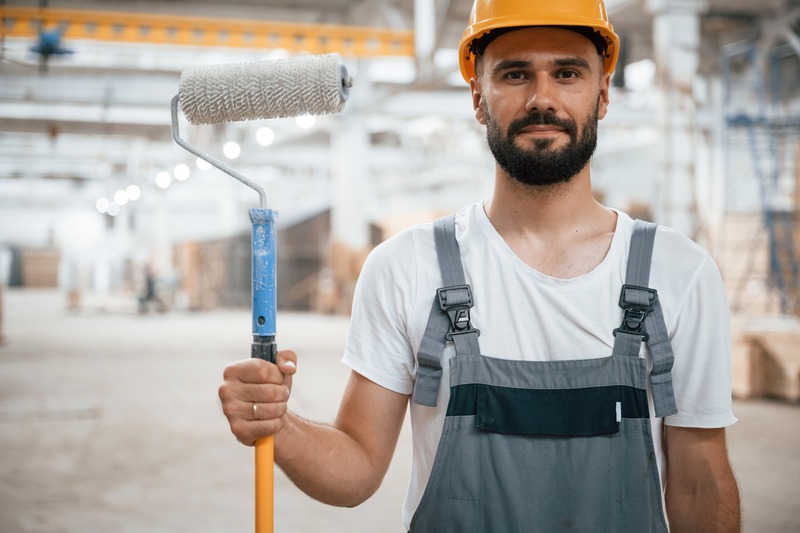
524;78;558;114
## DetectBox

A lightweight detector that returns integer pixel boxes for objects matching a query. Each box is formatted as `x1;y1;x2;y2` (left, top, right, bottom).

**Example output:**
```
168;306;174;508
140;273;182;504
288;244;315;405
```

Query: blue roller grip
250;208;278;364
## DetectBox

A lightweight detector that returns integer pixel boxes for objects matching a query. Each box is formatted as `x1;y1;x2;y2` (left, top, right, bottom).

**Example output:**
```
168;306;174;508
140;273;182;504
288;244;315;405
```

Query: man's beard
484;101;599;188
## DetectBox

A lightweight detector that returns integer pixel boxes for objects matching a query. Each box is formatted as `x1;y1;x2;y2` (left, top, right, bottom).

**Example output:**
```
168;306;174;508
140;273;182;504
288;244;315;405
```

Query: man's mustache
507;113;578;140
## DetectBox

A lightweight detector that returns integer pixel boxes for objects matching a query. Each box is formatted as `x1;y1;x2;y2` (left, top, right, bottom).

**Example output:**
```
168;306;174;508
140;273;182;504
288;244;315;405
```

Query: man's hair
470;25;609;77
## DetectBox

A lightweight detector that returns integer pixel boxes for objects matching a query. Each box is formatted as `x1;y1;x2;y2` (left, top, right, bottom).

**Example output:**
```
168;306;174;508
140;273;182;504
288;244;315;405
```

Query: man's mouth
517;125;565;135
509;114;576;140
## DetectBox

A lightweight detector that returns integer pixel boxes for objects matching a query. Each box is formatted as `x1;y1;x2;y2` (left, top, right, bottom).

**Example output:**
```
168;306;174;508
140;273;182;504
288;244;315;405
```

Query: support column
152;188;173;283
327;79;372;313
648;0;707;238
415;0;437;83
0;283;4;344
331;113;370;251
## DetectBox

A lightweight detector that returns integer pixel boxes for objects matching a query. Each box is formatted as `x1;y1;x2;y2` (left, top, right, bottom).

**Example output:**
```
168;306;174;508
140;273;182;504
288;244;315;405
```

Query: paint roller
170;53;353;533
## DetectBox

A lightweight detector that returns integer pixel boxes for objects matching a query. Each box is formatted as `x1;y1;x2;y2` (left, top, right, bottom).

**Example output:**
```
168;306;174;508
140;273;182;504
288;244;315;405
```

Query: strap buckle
437;284;480;340
613;284;657;341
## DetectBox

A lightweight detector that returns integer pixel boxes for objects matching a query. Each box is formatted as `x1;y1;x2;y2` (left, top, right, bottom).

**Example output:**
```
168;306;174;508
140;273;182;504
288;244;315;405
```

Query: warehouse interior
1;0;799;531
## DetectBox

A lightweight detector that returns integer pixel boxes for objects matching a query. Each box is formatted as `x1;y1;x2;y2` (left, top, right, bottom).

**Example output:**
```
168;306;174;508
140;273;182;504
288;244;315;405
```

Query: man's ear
470;78;486;125
597;72;611;120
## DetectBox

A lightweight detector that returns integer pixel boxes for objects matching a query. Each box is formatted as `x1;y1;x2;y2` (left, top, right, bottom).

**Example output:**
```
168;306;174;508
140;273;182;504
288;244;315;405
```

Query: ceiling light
96;197;110;213
174;163;190;181
126;184;141;201
155;171;172;189
196;157;211;171
114;189;129;206
223;141;241;159
107;203;121;217
256;126;275;146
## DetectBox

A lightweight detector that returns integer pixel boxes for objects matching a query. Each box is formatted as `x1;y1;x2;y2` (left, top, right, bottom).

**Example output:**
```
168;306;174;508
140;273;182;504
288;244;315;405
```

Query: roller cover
179;53;349;124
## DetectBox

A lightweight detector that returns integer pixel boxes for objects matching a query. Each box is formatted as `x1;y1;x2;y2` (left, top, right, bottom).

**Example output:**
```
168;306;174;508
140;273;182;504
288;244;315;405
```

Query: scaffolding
722;39;800;316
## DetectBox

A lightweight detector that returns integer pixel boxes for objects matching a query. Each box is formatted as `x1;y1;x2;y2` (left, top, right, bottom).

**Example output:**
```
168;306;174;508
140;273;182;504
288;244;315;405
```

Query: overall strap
413;215;481;407
612;220;678;418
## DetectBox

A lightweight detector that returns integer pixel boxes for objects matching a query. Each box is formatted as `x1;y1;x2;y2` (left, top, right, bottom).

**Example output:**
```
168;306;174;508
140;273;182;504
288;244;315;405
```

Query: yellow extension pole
255;436;274;533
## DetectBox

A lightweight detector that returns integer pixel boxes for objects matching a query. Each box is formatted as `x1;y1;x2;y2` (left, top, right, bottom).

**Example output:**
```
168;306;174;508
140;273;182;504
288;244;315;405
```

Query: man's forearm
666;475;741;532
274;411;385;508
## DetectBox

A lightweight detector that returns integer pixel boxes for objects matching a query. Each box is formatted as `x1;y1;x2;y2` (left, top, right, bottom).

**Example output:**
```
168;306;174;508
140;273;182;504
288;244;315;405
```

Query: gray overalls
409;215;678;532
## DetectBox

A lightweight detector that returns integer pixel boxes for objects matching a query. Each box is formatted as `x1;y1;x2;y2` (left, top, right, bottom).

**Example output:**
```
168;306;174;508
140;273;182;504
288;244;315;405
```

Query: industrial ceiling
0;0;797;251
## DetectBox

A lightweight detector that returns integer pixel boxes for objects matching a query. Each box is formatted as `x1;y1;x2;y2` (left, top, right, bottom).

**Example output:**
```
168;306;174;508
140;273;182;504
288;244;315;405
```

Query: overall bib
409;215;678;533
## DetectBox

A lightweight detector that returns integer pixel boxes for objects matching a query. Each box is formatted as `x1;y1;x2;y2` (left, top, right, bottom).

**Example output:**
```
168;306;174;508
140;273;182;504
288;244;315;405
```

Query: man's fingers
224;358;287;385
276;349;298;375
220;382;290;406
230;418;284;447
220;352;298;445
221;395;290;444
249;400;289;422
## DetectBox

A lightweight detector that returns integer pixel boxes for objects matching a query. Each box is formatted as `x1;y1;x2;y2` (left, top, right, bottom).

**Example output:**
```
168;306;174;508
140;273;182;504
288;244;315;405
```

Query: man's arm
664;426;741;532
276;370;408;507
219;354;408;508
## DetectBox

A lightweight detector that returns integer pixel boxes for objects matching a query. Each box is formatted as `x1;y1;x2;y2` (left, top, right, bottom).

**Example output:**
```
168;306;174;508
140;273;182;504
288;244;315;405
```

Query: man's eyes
557;70;580;79
504;71;526;80
501;69;582;81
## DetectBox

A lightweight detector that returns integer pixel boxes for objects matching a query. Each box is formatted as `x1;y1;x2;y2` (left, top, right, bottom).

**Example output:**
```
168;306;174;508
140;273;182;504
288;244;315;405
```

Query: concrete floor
0;288;798;532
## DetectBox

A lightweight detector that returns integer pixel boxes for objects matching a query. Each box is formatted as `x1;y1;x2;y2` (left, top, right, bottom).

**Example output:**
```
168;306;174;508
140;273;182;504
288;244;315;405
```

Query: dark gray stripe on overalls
409;215;673;533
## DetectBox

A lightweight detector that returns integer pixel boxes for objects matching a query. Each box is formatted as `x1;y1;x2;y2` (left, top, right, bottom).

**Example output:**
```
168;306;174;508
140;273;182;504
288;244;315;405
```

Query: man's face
470;27;610;188
483;95;600;188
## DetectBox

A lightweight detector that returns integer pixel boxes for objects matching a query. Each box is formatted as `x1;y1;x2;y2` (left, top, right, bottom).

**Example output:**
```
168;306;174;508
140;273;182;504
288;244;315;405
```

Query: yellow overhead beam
0;6;415;57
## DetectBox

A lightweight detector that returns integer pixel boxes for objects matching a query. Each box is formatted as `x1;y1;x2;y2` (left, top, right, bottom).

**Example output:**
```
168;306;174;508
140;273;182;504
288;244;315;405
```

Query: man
219;1;741;530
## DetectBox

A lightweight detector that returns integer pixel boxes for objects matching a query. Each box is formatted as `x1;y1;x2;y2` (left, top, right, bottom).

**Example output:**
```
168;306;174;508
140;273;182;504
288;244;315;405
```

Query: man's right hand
218;350;298;446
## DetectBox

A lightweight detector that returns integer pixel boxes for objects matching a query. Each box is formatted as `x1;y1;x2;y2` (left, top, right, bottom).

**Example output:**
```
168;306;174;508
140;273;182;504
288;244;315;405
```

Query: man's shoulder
370;219;434;258
651;223;712;271
369;204;483;259
612;212;715;291
615;212;711;265
360;218;437;284
648;223;717;299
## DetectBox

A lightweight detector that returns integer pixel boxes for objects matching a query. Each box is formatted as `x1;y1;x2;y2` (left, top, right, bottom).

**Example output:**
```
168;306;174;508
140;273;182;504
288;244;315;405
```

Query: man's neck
485;166;608;236
483;165;618;278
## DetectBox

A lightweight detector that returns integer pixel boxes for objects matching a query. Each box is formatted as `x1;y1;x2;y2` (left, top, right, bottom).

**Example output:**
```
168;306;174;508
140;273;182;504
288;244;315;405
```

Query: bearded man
219;2;741;531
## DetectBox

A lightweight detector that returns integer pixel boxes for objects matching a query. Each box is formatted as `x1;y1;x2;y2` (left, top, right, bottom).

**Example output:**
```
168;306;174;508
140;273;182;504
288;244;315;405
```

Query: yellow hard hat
458;0;620;82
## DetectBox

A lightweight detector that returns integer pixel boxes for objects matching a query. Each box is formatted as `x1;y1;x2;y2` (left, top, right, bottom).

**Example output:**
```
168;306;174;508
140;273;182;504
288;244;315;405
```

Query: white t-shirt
342;202;737;529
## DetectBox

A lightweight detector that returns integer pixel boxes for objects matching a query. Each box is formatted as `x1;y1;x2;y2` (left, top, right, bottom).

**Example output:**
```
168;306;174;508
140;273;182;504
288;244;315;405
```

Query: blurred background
0;0;798;531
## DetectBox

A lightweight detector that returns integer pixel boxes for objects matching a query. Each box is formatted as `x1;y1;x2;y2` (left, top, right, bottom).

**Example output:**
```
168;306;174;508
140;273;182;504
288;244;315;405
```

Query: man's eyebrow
490;59;532;74
490;56;593;75
553;57;592;70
